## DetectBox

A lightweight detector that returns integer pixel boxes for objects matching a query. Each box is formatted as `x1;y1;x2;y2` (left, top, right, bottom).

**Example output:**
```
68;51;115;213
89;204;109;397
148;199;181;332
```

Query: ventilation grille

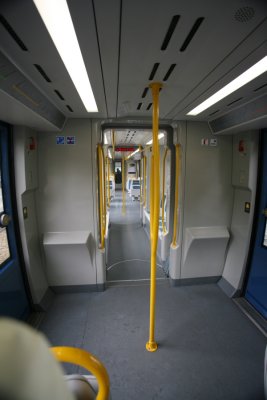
180;17;204;52
146;103;152;110
254;83;267;92
137;103;142;110
163;64;176;81
209;109;220;116
54;89;64;100
227;97;242;107
0;15;28;51
66;105;73;112
142;87;149;98
149;63;160;80
161;15;180;50
34;64;51;83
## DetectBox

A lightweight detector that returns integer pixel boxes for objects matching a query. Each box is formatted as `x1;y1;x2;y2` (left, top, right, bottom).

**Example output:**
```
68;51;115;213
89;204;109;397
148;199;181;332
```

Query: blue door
0;123;30;319
245;131;267;318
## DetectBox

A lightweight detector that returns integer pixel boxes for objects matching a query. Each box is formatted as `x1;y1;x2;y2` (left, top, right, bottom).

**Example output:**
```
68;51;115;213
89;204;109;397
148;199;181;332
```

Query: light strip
146;133;165;145
33;0;98;112
187;55;267;116
127;148;139;159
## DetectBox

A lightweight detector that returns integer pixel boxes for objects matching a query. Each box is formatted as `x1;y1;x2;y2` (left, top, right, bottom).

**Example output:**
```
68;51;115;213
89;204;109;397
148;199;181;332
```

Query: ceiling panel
0;0;266;129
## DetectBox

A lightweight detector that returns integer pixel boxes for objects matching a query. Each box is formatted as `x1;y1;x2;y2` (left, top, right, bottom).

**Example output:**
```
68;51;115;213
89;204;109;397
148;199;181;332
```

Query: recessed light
146;133;165;145
33;0;98;112
187;55;267;116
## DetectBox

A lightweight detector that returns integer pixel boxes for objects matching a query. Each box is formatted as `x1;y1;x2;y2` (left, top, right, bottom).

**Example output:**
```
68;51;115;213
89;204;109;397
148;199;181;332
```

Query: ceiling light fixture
33;0;98;112
127;148;139;160
187;55;267;116
146;133;165;145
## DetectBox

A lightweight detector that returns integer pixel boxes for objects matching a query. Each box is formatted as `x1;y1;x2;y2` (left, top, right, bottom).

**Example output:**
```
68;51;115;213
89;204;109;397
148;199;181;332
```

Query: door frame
242;129;267;302
0;122;32;310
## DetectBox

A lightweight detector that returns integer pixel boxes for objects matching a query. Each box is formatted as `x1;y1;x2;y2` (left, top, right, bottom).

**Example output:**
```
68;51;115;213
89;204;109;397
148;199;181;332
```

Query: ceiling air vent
137;103;142;110
227;97;242;106
0;15;28;51
161;15;180;51
34;64;51;83
142;87;149;98
147;103;152;110
209;109;219;116
66;105;73;112
254;83;267;92
149;63;160;80
180;17;204;52
163;64;176;81
54;89;64;100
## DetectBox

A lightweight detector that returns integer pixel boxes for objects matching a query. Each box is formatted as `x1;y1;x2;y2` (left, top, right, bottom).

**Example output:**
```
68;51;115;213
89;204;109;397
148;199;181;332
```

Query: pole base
146;341;158;352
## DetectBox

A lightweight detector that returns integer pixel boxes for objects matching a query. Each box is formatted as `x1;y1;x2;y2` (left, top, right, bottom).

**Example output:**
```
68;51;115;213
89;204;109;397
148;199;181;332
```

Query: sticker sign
67;136;76;145
56;136;65;145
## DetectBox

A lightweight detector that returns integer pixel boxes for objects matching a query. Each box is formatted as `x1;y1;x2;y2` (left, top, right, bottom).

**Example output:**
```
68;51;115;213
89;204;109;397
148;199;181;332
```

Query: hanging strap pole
146;82;162;352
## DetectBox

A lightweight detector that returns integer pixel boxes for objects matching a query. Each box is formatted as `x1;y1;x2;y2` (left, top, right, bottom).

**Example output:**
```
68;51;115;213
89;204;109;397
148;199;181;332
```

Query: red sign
115;147;135;152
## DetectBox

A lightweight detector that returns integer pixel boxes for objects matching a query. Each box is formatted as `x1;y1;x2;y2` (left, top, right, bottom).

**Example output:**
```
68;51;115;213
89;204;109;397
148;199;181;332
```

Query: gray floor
39;283;267;399
38;190;267;399
107;191;165;282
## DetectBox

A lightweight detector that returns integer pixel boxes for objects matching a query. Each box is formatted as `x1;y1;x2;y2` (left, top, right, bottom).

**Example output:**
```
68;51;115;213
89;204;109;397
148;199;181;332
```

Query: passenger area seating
0;319;110;400
129;179;140;200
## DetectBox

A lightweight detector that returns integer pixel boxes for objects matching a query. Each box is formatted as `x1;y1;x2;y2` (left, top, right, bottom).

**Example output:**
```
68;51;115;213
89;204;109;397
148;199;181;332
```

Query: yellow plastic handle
51;346;110;400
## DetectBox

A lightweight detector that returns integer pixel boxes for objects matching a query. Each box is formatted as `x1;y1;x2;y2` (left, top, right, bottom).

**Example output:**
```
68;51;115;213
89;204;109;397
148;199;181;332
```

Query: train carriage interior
0;0;267;399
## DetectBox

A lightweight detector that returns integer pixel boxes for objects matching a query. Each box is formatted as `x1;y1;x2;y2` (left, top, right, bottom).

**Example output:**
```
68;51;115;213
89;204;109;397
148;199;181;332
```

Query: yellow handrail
51;347;110;400
146;82;162;353
122;156;126;215
112;130;115;159
101;147;107;222
162;147;169;234
171;144;181;247
97;144;106;249
143;155;147;207
106;156;110;208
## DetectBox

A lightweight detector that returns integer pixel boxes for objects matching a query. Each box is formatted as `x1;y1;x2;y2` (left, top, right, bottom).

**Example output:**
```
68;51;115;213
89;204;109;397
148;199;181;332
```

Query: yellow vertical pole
150;154;154;241
106;156;110;208
97;145;104;249
122;157;126;215
146;82;162;352
112;130;115;159
101;147;106;236
162;148;169;234
171;144;180;247
143;156;147;207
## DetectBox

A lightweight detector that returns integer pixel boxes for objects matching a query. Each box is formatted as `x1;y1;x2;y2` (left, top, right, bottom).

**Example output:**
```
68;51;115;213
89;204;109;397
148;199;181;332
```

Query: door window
0;156;11;266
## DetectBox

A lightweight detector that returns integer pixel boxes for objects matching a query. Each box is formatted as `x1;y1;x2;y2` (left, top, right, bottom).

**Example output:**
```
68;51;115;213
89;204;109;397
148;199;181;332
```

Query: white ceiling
0;0;266;129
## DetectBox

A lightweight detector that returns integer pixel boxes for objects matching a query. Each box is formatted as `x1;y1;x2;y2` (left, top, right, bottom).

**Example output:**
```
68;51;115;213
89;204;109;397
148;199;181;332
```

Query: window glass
0;170;11;266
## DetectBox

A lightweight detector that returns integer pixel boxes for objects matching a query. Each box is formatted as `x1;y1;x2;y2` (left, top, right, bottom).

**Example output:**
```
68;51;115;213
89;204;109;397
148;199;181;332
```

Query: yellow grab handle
51;347;110;400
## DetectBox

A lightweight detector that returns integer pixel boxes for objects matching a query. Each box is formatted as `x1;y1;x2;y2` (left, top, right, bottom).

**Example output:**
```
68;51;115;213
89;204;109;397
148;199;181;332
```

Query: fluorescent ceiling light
104;133;108;145
127;148;139;159
108;149;112;159
33;0;98;112
146;133;165;145
187;55;267;116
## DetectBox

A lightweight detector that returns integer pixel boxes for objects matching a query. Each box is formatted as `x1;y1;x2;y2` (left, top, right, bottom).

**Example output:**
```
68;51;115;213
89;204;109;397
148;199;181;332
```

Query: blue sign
56;136;65;145
67;136;76;145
